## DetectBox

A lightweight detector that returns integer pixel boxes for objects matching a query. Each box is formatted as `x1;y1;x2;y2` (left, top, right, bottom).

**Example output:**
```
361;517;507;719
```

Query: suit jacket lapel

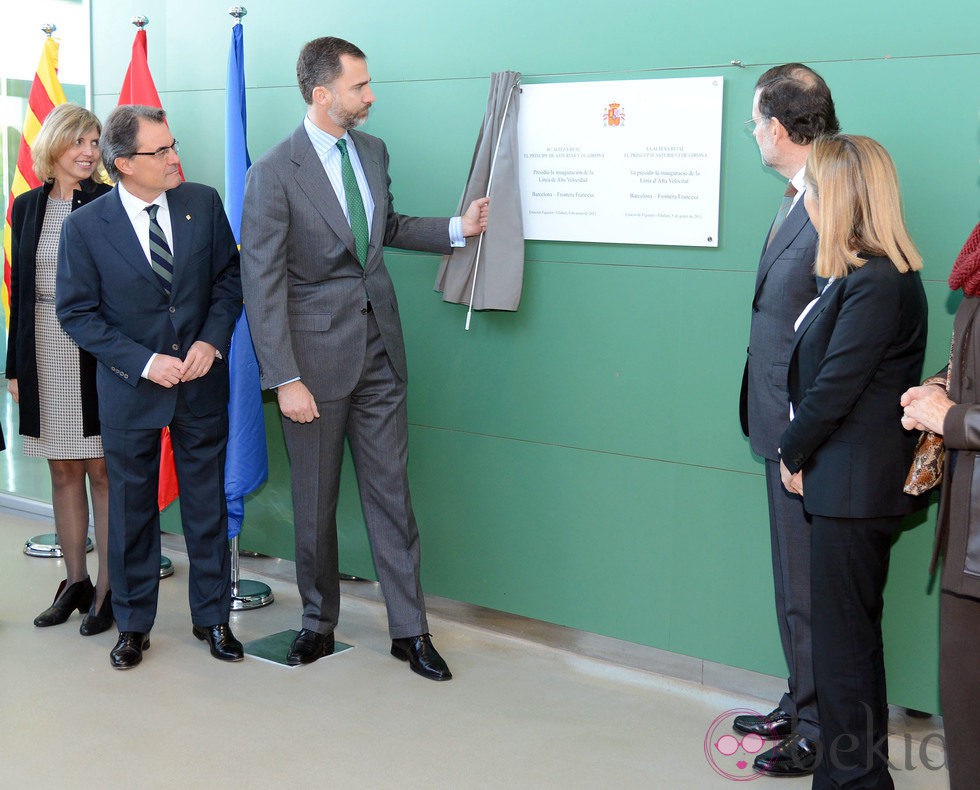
166;186;191;291
100;187;167;294
289;125;359;261
789;277;841;360
754;201;810;297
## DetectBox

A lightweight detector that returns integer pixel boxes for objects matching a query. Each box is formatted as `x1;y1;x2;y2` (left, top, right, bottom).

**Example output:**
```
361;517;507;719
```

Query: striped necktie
335;138;369;266
145;204;174;293
766;182;799;249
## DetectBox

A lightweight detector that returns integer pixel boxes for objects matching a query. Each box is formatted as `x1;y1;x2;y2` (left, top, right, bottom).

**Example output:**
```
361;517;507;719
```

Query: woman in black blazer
778;135;928;790
6;103;112;634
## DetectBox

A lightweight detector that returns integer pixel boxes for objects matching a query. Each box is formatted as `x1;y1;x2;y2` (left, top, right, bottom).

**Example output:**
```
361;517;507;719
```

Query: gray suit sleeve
378;142;453;254
240;160;301;390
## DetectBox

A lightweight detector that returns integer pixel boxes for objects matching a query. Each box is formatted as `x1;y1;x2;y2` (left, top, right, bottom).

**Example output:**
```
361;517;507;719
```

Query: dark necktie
767;182;799;249
335;138;369;266
145;204;174;293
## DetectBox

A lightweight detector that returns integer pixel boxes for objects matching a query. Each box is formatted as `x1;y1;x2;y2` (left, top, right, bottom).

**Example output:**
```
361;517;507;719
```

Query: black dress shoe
733;706;793;740
753;733;819;776
110;632;150;670
286;628;334;666
80;591;114;636
390;633;452;681
34;577;94;627
192;623;244;662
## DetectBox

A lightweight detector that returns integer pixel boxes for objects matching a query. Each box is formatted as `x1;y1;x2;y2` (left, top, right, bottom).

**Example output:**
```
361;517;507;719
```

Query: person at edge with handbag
778;134;929;790
900;220;980;790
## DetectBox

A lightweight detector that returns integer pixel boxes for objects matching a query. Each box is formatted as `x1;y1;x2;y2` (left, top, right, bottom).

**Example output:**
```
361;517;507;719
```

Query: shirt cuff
449;216;466;248
275;377;301;389
141;354;156;379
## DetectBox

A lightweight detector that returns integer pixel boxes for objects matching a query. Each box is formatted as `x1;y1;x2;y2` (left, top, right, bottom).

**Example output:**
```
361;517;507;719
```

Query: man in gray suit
736;64;839;775
240;37;488;680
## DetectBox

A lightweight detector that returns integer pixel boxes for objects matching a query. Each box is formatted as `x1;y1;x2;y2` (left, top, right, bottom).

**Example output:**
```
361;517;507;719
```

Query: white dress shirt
117;182;174;379
117;180;174;262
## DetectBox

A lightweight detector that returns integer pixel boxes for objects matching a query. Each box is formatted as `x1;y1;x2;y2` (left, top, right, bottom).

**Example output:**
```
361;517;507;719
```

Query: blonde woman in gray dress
6;103;113;634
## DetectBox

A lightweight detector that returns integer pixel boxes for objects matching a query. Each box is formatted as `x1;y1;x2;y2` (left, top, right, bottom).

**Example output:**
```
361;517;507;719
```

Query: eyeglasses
130;139;180;159
743;116;767;128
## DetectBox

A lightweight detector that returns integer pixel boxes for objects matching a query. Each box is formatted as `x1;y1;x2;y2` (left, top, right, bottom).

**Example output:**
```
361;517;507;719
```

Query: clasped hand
779;458;803;497
899;384;954;435
146;341;217;388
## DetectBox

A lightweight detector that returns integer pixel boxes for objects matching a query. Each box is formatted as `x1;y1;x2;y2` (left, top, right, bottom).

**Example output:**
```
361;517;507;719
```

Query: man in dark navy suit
736;64;840;776
57;105;243;670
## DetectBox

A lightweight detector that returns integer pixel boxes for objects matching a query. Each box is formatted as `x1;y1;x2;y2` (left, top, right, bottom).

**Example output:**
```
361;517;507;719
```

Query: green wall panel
66;0;980;712
392;253;754;472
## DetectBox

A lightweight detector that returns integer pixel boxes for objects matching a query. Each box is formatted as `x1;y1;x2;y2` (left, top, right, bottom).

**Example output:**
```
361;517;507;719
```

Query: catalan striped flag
2;36;67;329
223;19;267;539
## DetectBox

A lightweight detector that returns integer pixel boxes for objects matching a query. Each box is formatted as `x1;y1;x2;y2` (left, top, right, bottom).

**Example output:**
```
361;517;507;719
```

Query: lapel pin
186;214;191;220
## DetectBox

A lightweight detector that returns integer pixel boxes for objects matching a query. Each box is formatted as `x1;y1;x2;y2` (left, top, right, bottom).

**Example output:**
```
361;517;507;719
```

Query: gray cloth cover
436;70;524;311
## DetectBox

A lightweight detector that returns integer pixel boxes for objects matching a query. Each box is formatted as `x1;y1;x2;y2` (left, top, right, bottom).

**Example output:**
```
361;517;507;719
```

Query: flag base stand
244;629;351;665
160;555;174;578
229;536;274;610
24;533;94;558
232;578;274;610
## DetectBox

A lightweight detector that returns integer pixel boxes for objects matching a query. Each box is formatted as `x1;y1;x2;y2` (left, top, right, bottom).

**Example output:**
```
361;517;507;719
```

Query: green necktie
335;138;369;266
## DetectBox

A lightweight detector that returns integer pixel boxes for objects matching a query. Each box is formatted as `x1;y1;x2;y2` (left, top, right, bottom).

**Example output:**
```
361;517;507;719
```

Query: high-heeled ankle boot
34;577;94;627
79;590;114;636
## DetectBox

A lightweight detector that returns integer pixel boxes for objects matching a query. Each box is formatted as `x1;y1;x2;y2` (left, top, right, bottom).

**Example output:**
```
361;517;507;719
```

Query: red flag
118;26;180;509
118;29;184;178
157;427;180;511
119;29;163;106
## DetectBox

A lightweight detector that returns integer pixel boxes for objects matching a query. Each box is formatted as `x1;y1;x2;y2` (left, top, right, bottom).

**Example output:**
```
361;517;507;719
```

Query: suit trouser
764;459;820;741
282;312;427;640
101;394;231;633
940;590;980;790
810;514;901;790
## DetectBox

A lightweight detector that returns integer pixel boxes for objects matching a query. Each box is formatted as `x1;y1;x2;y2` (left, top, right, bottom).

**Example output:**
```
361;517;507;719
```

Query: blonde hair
31;103;108;185
805;134;922;279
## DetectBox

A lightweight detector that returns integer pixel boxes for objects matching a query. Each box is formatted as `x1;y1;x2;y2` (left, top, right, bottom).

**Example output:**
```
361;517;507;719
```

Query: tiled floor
0;508;950;789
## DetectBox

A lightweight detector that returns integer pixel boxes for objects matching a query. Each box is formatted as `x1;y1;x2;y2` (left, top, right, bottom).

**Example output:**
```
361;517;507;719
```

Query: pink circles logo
704;708;766;781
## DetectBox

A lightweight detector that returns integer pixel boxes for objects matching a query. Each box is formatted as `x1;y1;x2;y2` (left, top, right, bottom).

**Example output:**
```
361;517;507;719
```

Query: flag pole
464;76;520;331
225;5;273;610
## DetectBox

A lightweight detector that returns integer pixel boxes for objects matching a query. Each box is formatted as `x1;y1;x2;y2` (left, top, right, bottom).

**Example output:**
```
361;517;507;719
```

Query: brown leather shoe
390;633;452;681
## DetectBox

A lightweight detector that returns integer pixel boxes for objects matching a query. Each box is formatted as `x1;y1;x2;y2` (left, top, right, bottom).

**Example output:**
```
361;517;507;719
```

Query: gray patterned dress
23;196;103;459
